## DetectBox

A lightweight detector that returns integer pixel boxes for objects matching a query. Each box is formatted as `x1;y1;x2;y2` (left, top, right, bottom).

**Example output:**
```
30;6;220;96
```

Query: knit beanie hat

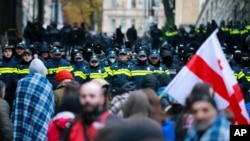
190;93;217;109
56;70;73;82
29;58;47;76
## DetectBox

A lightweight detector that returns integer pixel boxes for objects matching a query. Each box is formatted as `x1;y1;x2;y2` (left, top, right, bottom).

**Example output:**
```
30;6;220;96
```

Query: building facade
175;0;201;27
196;0;250;26
102;0;166;37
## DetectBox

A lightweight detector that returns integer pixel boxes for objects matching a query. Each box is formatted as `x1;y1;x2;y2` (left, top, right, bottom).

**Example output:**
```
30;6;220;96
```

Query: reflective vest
47;66;73;75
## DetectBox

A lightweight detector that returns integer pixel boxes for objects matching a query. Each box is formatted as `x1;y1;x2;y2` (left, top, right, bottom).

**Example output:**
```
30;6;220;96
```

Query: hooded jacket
47;111;75;141
122;90;163;134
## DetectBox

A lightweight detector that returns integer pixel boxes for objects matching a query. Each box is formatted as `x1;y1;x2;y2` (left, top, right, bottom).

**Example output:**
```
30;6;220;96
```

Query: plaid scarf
185;114;230;141
12;73;54;141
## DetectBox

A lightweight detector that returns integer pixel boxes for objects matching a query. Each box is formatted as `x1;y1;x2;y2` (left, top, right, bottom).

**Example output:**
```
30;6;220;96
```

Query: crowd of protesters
0;19;250;140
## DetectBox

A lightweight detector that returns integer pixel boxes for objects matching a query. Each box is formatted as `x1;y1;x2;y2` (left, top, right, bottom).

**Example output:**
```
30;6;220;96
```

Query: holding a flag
163;30;250;140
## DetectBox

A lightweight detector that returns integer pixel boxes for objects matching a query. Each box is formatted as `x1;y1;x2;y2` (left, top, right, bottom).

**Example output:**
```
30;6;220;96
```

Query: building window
111;19;116;33
121;18;126;32
131;19;136;26
112;0;117;8
132;0;136;8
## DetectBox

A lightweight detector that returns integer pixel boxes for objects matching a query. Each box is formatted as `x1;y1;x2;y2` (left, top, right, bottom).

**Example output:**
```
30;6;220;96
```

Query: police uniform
46;47;73;89
0;45;18;111
149;50;170;75
72;53;87;84
111;48;132;88
103;50;118;77
84;55;108;81
16;49;33;80
129;50;154;88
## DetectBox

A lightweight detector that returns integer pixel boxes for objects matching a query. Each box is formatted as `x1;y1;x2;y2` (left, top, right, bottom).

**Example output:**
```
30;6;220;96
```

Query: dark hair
0;80;5;98
141;74;160;92
142;88;166;124
190;82;214;96
189;93;217;110
154;73;171;87
58;94;81;114
96;122;164;141
63;80;80;96
186;83;215;111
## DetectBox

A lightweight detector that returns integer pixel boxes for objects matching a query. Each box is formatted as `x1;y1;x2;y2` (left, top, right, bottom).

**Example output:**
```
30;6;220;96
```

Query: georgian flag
164;30;250;124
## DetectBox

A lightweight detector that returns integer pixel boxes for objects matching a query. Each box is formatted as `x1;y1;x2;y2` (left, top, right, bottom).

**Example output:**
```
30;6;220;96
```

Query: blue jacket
72;62;87;84
46;58;72;89
162;119;175;141
129;62;154;89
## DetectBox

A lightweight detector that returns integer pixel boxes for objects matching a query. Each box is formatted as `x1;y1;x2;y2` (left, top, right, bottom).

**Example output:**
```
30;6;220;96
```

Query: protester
47;94;81;141
122;90;162;133
54;69;74;112
91;78;111;109
61;82;119;141
0;80;13;141
96;121;164;141
185;94;230;141
63;80;80;96
12;58;54;141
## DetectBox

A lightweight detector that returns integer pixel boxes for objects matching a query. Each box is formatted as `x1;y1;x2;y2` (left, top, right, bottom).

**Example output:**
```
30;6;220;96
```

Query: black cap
53;48;62;55
150;50;160;58
90;55;99;62
138;50;147;56
16;43;25;49
2;44;13;51
119;48;128;55
74;53;83;60
108;51;117;58
53;42;62;48
23;49;32;55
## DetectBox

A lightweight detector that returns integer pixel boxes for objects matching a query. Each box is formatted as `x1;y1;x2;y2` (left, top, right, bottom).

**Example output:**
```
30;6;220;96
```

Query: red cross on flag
164;29;250;124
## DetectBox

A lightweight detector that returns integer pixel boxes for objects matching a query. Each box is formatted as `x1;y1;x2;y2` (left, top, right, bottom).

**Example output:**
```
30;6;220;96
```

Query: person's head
74;52;84;63
108;51;117;64
63;80;80;96
137;50;148;62
15;43;25;56
58;94;81;115
190;82;215;97
90;55;100;67
118;48;128;62
123;90;151;118
96;122;164;141
52;48;62;59
165;103;184;122
241;53;250;67
29;58;47;76
22;49;33;62
79;82;105;115
149;50;160;65
190;94;218;131
141;88;166;124
155;73;171;87
141;74;160;92
0;81;6;98
41;52;49;59
185;83;215;112
55;70;74;83
2;45;13;58
91;79;110;95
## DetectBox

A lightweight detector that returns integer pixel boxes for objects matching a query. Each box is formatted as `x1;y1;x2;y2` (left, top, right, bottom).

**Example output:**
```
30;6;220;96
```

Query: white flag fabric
164;29;250;124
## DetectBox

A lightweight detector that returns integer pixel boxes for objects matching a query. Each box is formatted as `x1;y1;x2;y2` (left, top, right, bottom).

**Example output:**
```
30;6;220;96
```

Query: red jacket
47;112;75;141
69;111;109;141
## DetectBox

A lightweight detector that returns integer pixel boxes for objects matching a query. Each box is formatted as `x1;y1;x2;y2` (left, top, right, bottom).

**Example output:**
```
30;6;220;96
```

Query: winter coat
0;98;13;141
47;111;75;141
